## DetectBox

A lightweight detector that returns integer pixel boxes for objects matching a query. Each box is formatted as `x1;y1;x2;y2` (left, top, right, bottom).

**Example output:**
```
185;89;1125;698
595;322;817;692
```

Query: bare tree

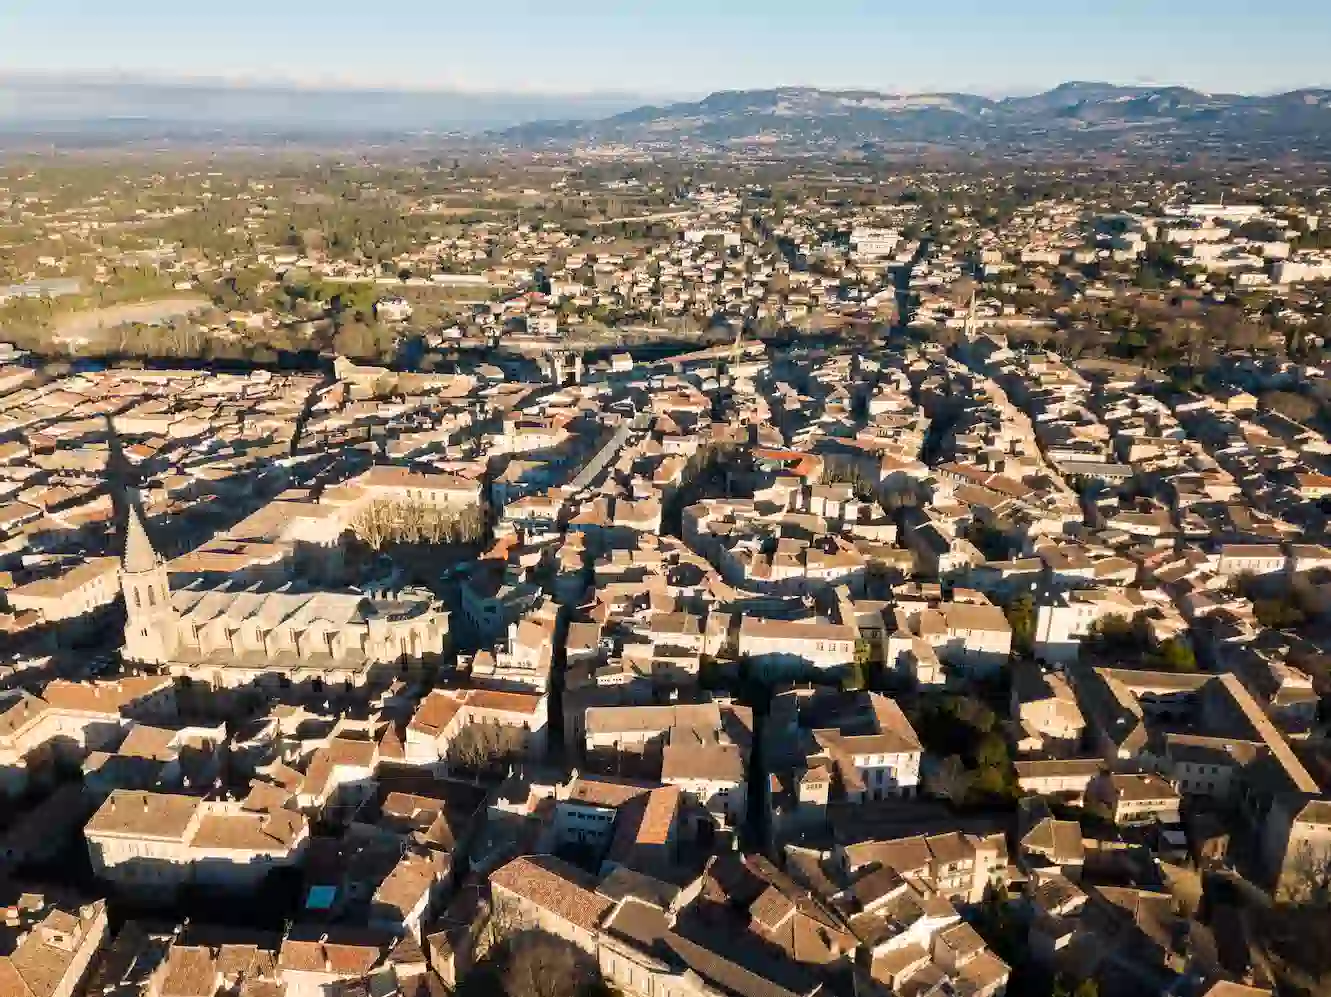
926;754;974;805
1282;840;1331;905
949;276;978;307
500;932;602;997
350;498;488;549
446;723;527;778
351;499;396;551
475;894;525;961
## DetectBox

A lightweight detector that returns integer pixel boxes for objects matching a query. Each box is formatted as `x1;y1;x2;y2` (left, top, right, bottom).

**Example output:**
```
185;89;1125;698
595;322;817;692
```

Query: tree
1086;613;1142;653
1148;637;1197;673
1053;975;1099;997
1281;840;1331;905
499;932;607;997
446;723;528;779
1261;389;1319;424
926;754;973;804
1004;594;1036;656
351;499;395;551
350;498;489;549
1252;597;1307;630
333;319;378;359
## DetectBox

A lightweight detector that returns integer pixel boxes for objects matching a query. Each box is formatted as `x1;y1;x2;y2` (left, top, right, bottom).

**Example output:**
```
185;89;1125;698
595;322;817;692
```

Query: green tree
1148;637;1197;673
1053;975;1100;997
1004;594;1036;657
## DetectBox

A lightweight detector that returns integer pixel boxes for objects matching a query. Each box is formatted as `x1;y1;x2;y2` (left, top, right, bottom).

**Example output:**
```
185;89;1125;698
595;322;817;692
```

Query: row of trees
445;723;529;781
350;499;488;550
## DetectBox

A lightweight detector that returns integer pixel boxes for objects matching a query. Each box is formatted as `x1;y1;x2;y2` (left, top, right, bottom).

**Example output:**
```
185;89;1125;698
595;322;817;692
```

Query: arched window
148;588;156;607
133;590;141;609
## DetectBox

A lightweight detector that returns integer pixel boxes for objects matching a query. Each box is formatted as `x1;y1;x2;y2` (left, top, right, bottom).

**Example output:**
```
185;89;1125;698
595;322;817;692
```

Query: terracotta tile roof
661;742;745;783
565;774;656;809
159;946;217;997
190;809;306;850
407;691;464;735
373;852;439;914
85;790;200;839
750;886;797;932
0;901;107;997
489;854;612;933
463;689;542;715
278;933;382;976
40;676;171;714
609;785;681;859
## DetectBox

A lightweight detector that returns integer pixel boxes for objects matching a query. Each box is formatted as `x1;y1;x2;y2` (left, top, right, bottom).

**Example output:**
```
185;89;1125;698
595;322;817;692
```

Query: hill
498;82;1331;158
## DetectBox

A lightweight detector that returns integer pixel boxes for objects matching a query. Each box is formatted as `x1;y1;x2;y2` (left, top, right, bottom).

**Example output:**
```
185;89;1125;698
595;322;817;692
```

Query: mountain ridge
496;81;1331;156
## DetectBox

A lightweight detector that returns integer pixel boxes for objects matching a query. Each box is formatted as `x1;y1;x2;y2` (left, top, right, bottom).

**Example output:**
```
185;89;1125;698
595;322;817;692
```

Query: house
1033;589;1145;664
766;690;925;841
1162;734;1260;802
1216;544;1287;578
0;892;110;997
488;854;612;954
404;687;548;773
0;677;178;797
278;927;389;997
1086;773;1181;827
661;740;747;839
427;882;490;990
1020;816;1086;878
1013;758;1104;804
1011;663;1085;755
552;774;681;874
84;790;308;891
4;557;120;637
370;851;448;942
1262;797;1331;901
738;617;857;677
296;731;380;821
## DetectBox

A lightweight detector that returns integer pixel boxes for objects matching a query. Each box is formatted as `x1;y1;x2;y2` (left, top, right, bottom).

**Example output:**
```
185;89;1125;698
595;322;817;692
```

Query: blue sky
3;0;1329;96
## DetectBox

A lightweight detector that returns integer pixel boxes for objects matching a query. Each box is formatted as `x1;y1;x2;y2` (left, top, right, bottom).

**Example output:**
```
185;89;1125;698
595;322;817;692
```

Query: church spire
123;494;160;574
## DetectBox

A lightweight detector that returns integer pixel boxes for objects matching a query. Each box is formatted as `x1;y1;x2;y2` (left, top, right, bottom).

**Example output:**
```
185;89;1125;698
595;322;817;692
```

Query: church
120;497;449;696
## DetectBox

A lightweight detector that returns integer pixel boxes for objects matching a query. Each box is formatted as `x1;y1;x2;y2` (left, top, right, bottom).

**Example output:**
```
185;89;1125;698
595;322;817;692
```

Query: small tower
121;495;179;665
962;286;978;343
548;352;567;386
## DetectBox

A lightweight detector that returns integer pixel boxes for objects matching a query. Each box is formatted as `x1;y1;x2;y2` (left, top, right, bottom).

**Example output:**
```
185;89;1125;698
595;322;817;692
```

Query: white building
850;227;902;258
84;791;308;891
404;688;548;771
737;617;857;677
1033;589;1143;664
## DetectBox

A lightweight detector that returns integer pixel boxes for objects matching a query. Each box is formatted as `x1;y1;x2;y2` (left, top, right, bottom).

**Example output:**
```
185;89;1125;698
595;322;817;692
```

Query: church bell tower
120;495;179;664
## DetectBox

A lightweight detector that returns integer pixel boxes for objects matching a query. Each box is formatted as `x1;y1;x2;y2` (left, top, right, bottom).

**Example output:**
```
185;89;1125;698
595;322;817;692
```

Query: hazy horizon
1;68;1327;103
4;0;1330;97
